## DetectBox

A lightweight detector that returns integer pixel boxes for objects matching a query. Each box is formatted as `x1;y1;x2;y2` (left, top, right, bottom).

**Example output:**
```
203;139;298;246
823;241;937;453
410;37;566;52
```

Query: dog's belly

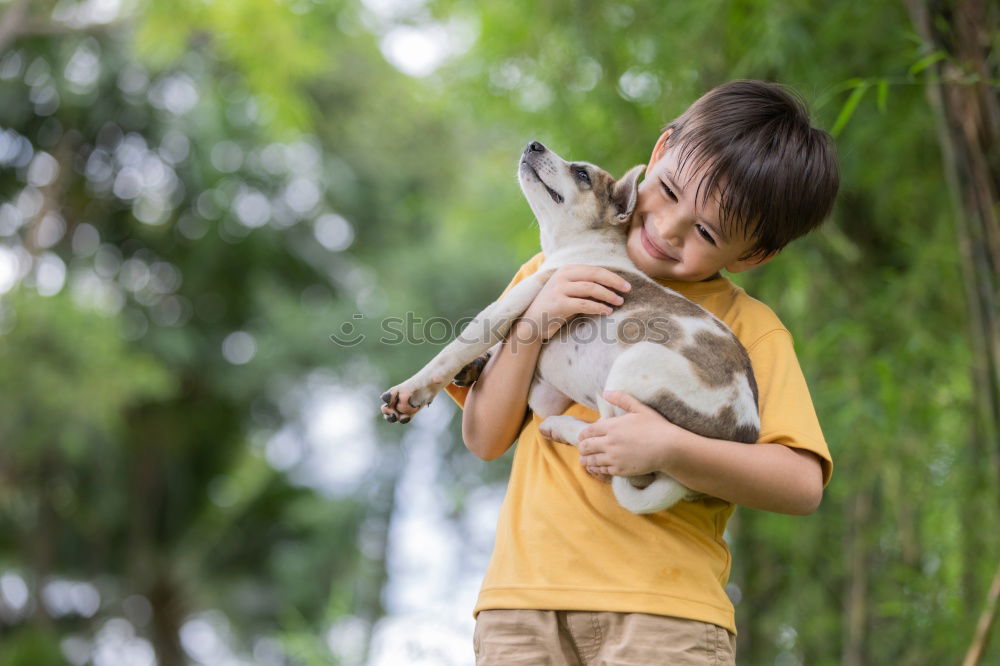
536;314;616;411
531;279;760;444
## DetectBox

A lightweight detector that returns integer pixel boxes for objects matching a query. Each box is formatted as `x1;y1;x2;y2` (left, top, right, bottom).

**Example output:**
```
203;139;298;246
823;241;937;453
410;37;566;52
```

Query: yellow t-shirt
445;251;831;634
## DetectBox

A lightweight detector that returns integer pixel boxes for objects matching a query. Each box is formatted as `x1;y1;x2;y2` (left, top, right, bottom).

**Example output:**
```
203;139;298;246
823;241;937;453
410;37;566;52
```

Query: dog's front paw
380;376;444;424
452;352;492;387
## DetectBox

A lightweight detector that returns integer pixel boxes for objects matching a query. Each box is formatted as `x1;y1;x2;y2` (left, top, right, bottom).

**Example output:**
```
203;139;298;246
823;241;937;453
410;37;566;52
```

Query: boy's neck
662;272;724;284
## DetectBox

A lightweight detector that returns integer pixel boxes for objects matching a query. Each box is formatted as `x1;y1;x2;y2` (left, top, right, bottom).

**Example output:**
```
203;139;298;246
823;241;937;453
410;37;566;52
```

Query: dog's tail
611;474;690;514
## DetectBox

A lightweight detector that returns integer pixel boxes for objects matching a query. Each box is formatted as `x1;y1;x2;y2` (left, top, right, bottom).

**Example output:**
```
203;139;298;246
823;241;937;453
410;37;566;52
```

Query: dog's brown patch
649;391;758;444
610;270;708;319
607;269;760;408
608;270;708;351
628;473;656;489
682;331;746;387
616;308;682;347
585;167;619;229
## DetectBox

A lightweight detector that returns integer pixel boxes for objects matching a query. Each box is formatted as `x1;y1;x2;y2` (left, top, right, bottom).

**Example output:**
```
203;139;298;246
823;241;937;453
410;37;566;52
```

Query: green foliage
0;626;64;665
137;0;334;133
0;0;996;664
0;290;172;462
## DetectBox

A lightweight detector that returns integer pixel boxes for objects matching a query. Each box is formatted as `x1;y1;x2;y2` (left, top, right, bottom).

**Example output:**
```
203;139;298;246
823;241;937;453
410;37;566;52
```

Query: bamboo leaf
908;50;947;77
877;78;889;113
816;77;867;110
831;82;869;137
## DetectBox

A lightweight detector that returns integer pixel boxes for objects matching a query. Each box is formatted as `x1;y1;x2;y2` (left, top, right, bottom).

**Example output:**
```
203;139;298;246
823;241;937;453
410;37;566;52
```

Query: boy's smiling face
626;131;772;282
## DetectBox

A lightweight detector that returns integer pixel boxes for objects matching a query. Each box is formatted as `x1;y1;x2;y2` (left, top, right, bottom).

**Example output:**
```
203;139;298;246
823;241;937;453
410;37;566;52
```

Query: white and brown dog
381;142;759;513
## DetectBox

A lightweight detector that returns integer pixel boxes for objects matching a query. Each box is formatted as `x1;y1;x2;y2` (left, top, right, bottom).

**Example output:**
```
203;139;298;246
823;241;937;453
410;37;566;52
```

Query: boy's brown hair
664;80;839;259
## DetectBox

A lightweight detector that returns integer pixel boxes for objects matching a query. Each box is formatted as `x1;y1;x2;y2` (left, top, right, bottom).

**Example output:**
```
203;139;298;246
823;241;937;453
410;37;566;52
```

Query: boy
447;80;838;664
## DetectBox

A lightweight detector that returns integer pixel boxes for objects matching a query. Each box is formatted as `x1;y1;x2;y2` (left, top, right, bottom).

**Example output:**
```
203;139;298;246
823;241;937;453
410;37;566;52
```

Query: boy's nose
650;215;684;245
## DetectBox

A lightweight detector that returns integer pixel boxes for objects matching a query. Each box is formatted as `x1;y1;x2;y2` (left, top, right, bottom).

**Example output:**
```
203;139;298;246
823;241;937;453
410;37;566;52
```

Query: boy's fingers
581;452;607;465
587;468;613;483
592;266;631;293
563;265;631;293
565;282;625;307
569;298;614;316
578;424;603;442
582;266;630;292
603;390;647;413
582;456;613;474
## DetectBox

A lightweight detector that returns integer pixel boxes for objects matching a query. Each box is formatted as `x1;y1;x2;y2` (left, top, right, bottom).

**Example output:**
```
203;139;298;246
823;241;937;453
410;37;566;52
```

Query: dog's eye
575;168;591;184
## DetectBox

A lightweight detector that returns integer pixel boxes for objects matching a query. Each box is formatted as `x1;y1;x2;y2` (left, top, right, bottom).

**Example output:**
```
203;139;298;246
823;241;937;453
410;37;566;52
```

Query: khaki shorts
473;609;736;666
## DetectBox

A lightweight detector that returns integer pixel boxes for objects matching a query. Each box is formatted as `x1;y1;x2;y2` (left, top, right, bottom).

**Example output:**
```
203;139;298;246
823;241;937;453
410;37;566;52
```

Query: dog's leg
527;375;573;419
538;414;589;445
381;270;553;423
451;343;500;387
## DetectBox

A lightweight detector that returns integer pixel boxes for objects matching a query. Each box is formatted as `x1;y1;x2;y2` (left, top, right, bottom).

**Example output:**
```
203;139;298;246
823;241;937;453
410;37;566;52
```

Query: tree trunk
906;0;1000;632
843;486;872;666
905;0;1000;473
28;455;57;629
0;0;32;54
963;561;1000;666
148;567;187;666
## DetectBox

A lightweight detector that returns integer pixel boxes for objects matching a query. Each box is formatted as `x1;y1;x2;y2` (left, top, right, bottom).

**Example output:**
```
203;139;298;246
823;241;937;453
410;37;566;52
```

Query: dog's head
517;141;644;244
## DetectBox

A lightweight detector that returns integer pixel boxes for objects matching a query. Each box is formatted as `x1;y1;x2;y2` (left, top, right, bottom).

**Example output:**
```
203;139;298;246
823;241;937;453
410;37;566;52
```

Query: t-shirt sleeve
443;252;546;409
747;328;833;486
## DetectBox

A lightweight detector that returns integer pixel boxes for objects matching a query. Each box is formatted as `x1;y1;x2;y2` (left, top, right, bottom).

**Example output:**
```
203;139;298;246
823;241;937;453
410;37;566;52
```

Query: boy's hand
521;265;630;342
578;390;689;478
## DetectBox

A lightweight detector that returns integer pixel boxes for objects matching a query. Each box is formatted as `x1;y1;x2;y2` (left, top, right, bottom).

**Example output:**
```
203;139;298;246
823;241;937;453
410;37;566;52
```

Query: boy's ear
726;250;777;273
610;164;645;224
649;129;672;170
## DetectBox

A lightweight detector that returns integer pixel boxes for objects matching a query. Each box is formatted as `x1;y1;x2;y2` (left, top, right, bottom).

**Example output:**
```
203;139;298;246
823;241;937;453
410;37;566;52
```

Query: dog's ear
610;164;644;224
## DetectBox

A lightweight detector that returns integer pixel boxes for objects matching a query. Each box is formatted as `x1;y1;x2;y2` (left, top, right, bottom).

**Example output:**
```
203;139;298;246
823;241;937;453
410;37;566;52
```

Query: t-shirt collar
654;273;733;297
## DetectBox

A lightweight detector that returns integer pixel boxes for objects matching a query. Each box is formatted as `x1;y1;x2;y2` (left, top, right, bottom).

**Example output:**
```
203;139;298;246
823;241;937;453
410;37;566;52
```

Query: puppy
381;142;759;513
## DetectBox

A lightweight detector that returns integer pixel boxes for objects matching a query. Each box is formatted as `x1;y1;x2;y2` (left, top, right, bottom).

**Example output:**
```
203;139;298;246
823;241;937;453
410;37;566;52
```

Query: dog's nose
527;141;546;154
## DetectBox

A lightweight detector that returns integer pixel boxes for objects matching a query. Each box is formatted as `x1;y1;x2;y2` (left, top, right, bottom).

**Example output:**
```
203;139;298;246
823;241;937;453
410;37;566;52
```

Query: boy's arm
462;319;543;461
663;432;823;515
462;265;632;460
576;390;824;515
578;321;830;515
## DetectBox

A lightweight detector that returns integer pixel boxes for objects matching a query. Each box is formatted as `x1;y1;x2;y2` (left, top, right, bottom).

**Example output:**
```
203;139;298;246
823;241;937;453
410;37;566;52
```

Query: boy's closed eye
695;224;716;245
660;179;678;202
659;178;718;246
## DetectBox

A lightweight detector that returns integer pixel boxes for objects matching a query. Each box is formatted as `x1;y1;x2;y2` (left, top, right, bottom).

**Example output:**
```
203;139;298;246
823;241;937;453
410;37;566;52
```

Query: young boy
445;80;838;664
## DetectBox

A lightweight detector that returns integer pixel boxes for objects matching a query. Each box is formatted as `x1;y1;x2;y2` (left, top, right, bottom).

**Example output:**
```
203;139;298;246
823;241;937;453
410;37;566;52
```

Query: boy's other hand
521;265;631;342
577;390;681;478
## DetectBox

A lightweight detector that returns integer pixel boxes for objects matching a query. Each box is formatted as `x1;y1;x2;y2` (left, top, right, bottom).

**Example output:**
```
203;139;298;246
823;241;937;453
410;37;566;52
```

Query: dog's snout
527;141;546;154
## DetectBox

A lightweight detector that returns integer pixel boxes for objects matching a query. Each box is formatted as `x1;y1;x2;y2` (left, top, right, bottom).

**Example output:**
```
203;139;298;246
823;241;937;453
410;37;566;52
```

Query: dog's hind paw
538;415;588;445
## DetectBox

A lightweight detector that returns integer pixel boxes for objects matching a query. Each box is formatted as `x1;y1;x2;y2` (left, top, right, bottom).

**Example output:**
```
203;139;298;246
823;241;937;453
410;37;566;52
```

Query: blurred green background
0;0;997;664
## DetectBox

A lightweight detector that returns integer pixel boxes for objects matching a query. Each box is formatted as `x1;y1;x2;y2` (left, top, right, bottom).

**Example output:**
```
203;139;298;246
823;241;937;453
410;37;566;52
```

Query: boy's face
626;131;772;282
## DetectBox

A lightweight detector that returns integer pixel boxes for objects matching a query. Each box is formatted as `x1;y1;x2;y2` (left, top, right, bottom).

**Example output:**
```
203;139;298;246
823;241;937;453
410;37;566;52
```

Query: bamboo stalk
962;561;1000;666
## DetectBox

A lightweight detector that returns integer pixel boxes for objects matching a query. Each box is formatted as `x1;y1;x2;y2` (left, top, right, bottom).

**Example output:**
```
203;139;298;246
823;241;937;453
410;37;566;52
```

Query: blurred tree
905;1;999;663
0;0;465;663
0;0;996;664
